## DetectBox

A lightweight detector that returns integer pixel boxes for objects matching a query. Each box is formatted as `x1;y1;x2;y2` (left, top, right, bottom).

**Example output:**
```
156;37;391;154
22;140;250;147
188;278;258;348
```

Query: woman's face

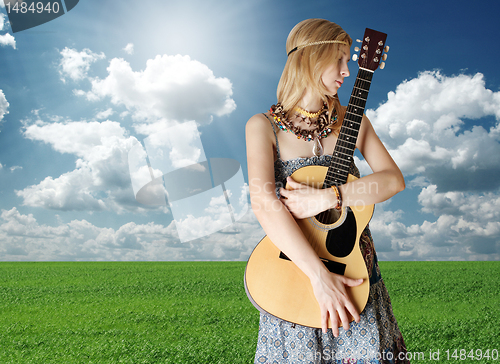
321;45;351;95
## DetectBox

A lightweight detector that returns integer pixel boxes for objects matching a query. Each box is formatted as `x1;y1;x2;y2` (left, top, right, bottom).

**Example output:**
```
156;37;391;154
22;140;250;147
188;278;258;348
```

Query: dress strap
262;113;281;159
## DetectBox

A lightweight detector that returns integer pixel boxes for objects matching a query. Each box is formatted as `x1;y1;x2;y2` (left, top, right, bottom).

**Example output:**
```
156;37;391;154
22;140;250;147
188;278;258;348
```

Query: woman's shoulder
245;112;277;151
247;112;270;126
246;112;274;134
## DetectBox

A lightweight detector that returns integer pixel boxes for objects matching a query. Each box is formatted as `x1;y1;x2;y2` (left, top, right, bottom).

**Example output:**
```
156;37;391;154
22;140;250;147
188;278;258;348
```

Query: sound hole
315;208;341;225
325;207;357;258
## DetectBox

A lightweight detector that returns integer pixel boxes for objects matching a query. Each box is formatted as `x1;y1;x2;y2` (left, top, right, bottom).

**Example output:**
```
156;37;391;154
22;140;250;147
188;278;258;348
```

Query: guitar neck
324;68;374;188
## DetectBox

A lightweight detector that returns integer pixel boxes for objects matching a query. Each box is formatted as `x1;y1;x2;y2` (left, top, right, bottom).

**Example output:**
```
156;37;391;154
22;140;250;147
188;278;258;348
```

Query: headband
287;40;348;57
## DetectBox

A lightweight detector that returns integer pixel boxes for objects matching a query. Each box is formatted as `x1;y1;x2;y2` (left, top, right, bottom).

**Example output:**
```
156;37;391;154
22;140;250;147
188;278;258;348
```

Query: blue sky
1;0;500;261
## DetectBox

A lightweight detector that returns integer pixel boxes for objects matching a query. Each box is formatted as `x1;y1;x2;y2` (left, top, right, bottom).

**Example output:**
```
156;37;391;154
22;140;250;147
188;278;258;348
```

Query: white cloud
172;185;249;243
143;121;204;172
0;89;9;122
79;54;236;128
0;14;15;49
368;72;500;147
0;33;15;49
364;71;500;260
123;43;134;55
418;184;500;222
18;118;142;213
9;165;22;172
95;108;114;120
370;200;500;261
59;47;105;82
367;71;500;192
17;168;108;211
23;119;125;156
0;207;262;261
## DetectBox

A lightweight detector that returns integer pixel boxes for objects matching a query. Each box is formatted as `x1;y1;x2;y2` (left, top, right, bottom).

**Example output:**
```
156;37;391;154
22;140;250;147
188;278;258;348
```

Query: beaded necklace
270;103;338;156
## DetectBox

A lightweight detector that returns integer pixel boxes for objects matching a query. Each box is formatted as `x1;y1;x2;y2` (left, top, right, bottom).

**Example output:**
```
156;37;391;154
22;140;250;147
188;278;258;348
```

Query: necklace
294;104;325;120
270;103;338;156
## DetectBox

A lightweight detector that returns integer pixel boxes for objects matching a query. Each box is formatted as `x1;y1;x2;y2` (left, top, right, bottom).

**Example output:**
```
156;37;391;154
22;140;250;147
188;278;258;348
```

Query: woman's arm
280;115;404;218
341;114;405;206
246;114;362;335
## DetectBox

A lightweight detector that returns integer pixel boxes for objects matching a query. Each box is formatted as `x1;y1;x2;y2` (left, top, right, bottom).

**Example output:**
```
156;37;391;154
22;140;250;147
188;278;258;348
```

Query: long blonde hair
277;19;352;129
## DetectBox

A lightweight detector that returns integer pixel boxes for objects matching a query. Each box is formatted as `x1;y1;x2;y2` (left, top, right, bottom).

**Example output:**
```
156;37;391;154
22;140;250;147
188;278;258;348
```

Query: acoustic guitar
244;28;389;328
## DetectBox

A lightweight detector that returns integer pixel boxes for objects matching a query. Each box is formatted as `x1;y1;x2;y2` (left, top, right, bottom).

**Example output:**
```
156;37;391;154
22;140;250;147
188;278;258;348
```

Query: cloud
123;43;134;55
95;108;115;120
172;183;249;242
18;48;239;225
23;119;125;156
368;72;500;146
0;207;164;260
364;71;500;260
0;207;262;261
142;121;204;171
0;33;15;49
18;118;142;213
59;47;105;82
78;54;236;128
0;89;8;122
370;199;500;261
17;169;108;211
0;13;16;49
367;71;500;192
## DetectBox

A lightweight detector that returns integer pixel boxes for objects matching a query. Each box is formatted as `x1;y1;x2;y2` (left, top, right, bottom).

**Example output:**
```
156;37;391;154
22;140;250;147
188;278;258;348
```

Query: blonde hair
277;19;352;129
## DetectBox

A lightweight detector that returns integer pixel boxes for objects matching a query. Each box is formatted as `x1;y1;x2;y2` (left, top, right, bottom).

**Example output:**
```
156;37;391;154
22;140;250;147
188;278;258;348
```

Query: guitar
244;28;389;328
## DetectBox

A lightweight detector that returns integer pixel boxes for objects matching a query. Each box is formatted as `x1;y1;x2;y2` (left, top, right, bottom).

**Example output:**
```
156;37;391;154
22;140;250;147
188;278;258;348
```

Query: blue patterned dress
253;116;409;364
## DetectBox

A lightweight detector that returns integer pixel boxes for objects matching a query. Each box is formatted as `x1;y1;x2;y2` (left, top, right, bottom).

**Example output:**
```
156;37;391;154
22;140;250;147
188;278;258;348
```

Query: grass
0;261;498;363
0;262;258;363
379;261;500;362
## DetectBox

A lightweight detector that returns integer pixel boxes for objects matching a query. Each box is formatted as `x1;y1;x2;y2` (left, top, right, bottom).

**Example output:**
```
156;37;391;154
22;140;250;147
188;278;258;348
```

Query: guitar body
244;165;374;328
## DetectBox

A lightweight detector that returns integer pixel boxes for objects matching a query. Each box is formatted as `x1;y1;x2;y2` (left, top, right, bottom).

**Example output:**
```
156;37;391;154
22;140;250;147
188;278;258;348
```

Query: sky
1;0;500;261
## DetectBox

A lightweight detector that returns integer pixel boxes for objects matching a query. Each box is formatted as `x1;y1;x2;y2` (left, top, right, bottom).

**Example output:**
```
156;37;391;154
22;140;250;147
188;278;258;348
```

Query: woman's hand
310;268;363;335
279;177;336;219
280;176;362;334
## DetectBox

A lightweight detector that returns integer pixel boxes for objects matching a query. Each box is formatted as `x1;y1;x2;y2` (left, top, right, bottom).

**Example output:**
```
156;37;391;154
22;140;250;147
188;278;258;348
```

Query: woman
246;19;408;363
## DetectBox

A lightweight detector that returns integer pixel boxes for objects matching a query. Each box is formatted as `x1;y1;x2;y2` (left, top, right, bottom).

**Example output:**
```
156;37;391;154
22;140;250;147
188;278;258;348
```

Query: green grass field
0;261;498;363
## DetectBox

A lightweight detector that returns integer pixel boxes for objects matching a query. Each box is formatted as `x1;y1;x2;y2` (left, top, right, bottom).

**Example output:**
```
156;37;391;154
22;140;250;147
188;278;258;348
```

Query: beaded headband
287;40;348;57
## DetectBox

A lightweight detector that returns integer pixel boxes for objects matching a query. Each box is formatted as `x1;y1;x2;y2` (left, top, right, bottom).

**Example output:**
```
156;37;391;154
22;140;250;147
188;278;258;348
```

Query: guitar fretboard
323;68;374;188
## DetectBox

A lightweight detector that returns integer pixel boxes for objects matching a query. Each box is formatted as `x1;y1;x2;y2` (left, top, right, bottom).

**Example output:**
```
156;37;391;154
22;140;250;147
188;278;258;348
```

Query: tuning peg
354;46;360;52
356;39;362;43
352;54;358;61
379;62;386;70
382;54;388;61
384;45;390;53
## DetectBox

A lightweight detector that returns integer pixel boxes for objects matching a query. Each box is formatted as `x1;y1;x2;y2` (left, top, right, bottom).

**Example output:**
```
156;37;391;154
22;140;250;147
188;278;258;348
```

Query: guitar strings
315;69;367;227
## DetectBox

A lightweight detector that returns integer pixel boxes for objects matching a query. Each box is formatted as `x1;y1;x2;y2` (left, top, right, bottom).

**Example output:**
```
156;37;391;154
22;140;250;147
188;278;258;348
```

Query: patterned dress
253;115;409;364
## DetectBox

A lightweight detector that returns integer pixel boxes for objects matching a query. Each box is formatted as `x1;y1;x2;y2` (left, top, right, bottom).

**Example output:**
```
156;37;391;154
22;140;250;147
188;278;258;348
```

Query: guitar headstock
353;28;388;71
